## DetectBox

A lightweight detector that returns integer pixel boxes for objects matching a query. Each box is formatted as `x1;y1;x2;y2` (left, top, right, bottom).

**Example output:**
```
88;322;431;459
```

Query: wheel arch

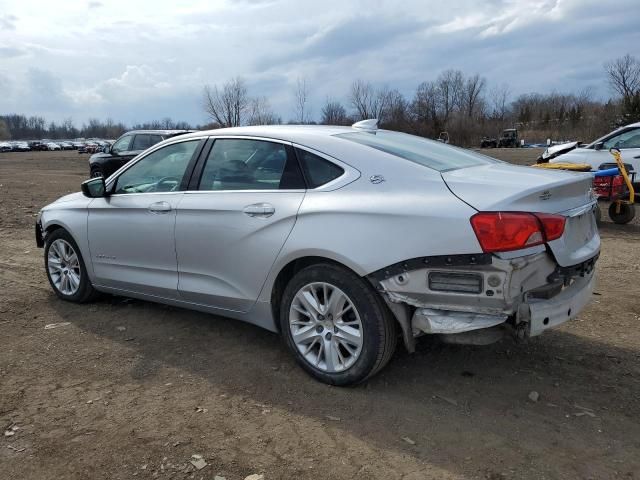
41;216;96;282
268;254;412;352
269;256;353;333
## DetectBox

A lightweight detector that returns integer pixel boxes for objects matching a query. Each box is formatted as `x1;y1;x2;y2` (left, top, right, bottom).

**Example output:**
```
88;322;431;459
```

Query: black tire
90;166;104;178
608;202;635;224
44;228;99;303
594;204;602;225
279;263;397;386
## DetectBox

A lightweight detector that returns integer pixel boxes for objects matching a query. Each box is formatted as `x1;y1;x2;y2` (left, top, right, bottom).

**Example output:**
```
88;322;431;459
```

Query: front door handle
148;201;172;213
243;203;275;218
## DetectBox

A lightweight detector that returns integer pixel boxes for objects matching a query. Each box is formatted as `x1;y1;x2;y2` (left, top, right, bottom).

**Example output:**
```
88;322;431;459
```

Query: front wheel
90;166;104;178
45;229;98;302
279;263;397;386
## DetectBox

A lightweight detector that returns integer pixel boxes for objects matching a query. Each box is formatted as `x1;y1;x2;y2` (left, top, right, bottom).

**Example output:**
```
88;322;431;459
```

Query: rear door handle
148;201;172;213
243;203;275;218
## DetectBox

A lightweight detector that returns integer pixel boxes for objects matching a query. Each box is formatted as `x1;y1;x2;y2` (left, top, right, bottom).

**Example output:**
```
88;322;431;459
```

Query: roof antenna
352;119;378;133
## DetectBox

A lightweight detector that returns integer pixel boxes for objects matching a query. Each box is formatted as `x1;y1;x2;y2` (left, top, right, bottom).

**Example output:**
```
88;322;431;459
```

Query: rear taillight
470;212;566;253
534;213;565;241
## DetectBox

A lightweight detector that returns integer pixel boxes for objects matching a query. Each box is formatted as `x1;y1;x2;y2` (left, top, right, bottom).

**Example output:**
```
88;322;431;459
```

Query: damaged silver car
36;120;599;385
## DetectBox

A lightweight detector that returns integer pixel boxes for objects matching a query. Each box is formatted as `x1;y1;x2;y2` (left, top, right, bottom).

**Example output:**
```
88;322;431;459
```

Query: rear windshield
336;130;497;172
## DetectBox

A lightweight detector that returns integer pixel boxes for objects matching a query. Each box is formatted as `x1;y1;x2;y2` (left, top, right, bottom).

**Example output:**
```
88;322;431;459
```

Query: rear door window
132;134;153;151
198;139;302;191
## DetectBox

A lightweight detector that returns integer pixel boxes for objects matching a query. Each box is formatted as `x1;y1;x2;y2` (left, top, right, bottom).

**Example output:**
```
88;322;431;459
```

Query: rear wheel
279;263;397;386
45;229;98;303
608;202;635;224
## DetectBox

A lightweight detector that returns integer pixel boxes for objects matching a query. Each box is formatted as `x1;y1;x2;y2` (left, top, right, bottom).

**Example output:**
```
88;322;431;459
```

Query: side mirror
103;145;111;154
594;141;604;151
81;176;107;198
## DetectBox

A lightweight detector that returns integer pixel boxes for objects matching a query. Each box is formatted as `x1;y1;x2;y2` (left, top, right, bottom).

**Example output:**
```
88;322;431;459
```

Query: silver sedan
36;121;600;385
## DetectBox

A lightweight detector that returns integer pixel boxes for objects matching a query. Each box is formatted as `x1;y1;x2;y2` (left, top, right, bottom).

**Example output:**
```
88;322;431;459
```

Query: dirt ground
1;149;639;480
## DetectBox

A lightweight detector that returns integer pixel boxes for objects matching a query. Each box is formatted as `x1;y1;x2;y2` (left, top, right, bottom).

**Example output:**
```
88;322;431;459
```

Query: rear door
175;137;306;312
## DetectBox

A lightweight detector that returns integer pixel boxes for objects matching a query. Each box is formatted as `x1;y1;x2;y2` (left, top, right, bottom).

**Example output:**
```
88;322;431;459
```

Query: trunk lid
442;163;599;266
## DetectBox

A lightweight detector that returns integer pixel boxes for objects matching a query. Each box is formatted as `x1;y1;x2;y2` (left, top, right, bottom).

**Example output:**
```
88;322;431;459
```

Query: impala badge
370;175;385;184
539;190;551;201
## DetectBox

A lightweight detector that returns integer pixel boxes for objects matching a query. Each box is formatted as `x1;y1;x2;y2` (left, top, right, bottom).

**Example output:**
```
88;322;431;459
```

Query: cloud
0;14;17;30
88;1;103;8
0;47;27;58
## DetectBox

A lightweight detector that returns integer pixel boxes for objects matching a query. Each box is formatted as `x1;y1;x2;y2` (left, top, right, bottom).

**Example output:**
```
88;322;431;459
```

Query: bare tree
349;80;392;121
385;89;409;129
203;77;249;127
294;77;311;123
248;96;281;125
462;74;486;118
160;117;175;129
411;81;439;132
436;69;464;125
605;54;640;99
489;83;510;122
320;98;350;125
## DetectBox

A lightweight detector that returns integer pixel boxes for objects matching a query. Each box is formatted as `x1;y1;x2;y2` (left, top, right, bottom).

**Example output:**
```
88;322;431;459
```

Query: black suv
88;130;193;178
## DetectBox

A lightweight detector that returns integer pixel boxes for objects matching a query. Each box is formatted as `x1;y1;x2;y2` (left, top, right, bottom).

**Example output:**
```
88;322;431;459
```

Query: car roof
179;125;357;143
122;129;194;136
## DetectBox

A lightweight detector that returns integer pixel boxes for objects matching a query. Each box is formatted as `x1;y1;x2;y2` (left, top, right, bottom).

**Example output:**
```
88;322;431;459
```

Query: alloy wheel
47;239;81;296
289;282;363;372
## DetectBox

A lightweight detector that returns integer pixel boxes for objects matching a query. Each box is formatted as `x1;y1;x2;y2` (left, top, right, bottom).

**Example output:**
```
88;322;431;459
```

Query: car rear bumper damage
370;251;597;351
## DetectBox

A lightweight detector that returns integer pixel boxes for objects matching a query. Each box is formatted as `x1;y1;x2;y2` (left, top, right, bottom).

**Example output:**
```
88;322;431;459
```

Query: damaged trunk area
371;251;597;351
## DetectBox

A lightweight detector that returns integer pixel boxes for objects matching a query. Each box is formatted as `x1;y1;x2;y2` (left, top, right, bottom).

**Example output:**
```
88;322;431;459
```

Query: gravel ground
0;149;639;480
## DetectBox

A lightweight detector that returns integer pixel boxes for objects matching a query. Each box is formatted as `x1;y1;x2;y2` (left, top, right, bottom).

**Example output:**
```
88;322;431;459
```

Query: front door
176;138;306;312
88;139;201;298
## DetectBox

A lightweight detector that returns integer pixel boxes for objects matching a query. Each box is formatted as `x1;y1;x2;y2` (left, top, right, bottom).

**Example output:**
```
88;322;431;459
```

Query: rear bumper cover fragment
527;270;595;336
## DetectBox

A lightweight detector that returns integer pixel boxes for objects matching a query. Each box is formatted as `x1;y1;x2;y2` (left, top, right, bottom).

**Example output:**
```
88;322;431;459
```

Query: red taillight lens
535;213;566;241
470;212;565;253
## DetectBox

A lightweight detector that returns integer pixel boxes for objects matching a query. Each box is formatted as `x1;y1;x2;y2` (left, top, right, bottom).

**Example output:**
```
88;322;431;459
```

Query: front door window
114;140;199;194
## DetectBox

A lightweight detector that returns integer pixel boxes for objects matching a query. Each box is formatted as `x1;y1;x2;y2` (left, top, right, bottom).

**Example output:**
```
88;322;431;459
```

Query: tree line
0;115;200;142
2;53;638;147
201;53;640;146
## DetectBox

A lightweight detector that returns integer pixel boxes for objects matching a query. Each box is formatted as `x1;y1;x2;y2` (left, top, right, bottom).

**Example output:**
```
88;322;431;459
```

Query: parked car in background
28;140;47;151
84;142;101;154
88;129;193;177
12;141;31;152
58;141;74;150
36;121;599;385
46;142;61;151
0;141;12;152
72;141;85;150
547;122;640;188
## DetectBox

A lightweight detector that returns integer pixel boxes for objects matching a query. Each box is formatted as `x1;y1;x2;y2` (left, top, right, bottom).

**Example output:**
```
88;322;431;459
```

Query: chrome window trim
183;189;306;195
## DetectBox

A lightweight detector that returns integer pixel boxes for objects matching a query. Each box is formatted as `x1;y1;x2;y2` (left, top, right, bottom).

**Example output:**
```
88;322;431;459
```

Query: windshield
336;130;497;172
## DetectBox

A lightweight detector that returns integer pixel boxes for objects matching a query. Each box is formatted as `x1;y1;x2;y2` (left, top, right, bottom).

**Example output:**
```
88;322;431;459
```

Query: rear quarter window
295;149;344;188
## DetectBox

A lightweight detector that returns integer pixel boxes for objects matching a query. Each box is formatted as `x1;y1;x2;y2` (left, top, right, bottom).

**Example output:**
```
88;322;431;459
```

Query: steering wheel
152;176;181;192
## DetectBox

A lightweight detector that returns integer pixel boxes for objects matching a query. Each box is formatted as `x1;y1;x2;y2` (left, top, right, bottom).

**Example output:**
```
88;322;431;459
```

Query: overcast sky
0;0;638;126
